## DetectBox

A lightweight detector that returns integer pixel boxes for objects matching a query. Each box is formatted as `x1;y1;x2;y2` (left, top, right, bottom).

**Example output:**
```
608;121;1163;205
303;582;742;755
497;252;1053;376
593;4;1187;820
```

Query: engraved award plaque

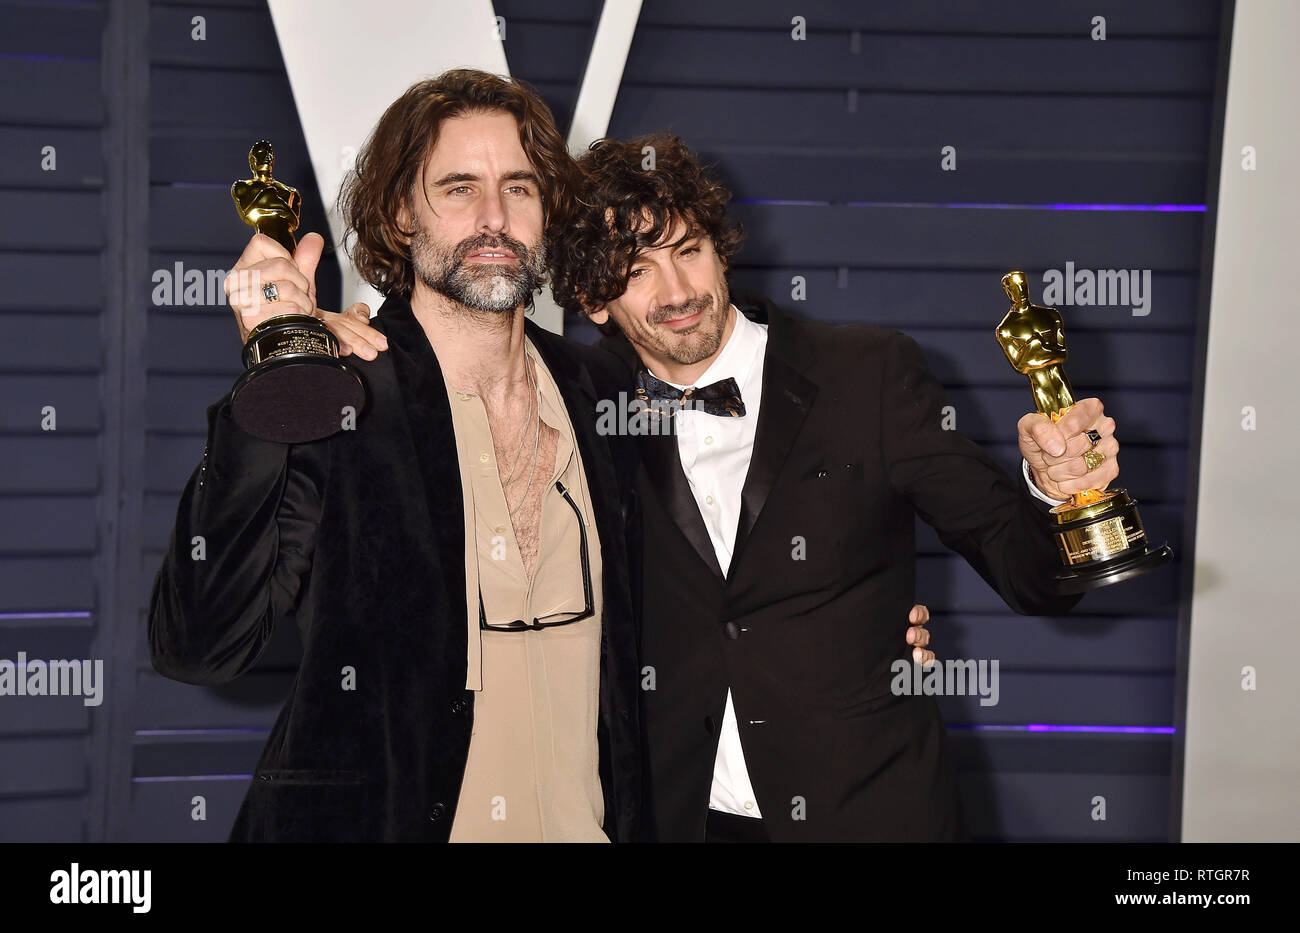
996;271;1173;594
229;140;365;443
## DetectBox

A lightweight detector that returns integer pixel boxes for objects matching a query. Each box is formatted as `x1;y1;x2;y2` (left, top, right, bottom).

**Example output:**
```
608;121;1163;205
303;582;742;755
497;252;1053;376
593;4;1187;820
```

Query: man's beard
637;280;730;366
411;229;548;315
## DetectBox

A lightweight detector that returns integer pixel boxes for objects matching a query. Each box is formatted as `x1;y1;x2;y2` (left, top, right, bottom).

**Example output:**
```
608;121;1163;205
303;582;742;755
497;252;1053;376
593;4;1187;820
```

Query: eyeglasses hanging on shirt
478;480;594;632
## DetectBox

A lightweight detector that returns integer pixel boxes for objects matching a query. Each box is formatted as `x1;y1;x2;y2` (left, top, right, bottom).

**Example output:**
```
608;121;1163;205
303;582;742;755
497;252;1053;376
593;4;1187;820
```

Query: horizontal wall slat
933;671;1175;724
605;85;1213;151
0;252;103;311
518;23;1217;93
0;437;100;493
634;0;1219;35
714;148;1208;204
0;192;103;251
0;59;102;126
959;771;1169;840
0;557;95;612
730;203;1205;270
0;497;98;553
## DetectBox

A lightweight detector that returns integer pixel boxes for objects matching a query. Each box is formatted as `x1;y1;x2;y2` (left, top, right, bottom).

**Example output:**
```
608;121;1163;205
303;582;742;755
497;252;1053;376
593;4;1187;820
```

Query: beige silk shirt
443;337;607;843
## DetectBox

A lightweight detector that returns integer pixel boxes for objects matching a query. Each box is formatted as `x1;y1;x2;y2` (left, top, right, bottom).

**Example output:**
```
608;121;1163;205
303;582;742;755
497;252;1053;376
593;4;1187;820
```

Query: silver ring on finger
262;282;279;303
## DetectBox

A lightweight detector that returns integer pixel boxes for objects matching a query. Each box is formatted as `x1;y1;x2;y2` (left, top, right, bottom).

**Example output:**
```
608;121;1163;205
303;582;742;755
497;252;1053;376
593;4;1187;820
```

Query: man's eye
628;268;646;279
449;186;472;195
506;185;531;196
680;246;699;257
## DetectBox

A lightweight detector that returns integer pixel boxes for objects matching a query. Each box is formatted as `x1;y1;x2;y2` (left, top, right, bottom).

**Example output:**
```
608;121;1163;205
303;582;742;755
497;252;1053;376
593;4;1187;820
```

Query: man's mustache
452;233;534;266
649;294;713;325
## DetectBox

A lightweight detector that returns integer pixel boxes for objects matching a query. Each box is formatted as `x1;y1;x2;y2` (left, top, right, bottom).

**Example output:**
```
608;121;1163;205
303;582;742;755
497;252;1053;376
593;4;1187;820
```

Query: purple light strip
0;611;92;620
133;774;253;783
135;728;269;736
736;199;1206;212
950;723;1176;735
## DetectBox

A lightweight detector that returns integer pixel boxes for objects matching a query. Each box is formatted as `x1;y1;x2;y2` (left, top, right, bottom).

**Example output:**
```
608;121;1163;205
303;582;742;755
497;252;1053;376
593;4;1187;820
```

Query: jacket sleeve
147;392;326;685
879;331;1081;617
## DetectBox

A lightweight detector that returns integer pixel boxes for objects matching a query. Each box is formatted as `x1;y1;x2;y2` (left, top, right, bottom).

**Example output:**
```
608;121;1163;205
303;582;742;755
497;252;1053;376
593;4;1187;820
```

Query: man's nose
657;263;691;309
476;188;507;235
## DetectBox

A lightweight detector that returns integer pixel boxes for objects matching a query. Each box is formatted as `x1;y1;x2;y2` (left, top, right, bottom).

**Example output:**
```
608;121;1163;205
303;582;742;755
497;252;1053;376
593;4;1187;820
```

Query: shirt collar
654;304;764;391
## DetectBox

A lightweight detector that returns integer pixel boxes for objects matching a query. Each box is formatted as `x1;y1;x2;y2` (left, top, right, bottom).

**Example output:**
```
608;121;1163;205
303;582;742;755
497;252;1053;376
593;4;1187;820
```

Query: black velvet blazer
148;295;642;842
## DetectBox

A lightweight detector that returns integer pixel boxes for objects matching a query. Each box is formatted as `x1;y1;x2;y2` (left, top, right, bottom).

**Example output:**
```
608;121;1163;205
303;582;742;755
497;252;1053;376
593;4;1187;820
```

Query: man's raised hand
224;231;325;343
1018;397;1121;501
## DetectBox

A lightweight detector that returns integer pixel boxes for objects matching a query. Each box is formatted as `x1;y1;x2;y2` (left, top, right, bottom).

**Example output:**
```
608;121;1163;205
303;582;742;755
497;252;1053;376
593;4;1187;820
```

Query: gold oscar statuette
229;140;365;443
996;271;1173;593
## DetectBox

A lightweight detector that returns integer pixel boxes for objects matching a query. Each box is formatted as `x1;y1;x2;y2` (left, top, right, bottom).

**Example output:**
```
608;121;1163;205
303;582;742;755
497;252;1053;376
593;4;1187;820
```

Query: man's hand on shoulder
320;303;386;360
1017;397;1120;501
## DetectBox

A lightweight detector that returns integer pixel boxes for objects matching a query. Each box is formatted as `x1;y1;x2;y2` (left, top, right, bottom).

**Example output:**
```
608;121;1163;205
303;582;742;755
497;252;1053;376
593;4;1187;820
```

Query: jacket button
723;621;740;640
428;803;447;822
451;697;468;714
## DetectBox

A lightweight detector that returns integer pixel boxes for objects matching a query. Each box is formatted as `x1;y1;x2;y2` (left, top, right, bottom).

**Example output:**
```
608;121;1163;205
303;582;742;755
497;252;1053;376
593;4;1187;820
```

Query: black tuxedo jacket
601;290;1080;842
148;295;642;842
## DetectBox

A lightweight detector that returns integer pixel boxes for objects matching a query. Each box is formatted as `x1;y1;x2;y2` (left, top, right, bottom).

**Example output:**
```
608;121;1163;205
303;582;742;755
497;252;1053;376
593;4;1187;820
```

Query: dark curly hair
337;69;580;300
550;133;744;317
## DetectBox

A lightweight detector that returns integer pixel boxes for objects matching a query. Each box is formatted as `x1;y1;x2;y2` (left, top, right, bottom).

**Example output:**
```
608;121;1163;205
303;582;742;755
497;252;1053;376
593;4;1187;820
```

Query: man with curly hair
544;134;1123;843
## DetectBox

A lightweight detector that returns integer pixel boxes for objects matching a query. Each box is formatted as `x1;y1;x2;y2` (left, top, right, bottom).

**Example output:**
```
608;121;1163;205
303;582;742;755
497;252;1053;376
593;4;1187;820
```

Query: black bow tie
634;368;746;418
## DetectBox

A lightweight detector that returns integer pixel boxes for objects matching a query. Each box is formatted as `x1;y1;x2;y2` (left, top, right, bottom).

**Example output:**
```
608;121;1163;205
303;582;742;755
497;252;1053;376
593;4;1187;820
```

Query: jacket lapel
639;428;725;580
731;295;818;566
371;295;465;577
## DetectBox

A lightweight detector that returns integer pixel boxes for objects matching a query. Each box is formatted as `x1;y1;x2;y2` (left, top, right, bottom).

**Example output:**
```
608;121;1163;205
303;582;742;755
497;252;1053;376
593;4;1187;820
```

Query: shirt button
744;801;755;811
494;525;504;534
704;435;713;445
479;452;490;463
705;495;715;505
428;803;447;822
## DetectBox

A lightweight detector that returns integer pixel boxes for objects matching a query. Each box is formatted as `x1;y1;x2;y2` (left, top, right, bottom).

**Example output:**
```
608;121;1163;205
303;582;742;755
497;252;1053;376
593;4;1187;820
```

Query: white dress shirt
648;306;768;818
649;306;1063;820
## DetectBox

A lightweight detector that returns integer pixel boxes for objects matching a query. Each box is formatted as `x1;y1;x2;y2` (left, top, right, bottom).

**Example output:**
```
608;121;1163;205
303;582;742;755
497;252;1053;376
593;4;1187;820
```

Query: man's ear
585;303;610;325
395;199;413;247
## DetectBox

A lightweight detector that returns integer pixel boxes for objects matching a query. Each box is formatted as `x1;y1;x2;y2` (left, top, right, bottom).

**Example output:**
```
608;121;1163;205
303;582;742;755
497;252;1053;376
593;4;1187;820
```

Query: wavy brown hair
550;133;744;317
337;69;579;300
